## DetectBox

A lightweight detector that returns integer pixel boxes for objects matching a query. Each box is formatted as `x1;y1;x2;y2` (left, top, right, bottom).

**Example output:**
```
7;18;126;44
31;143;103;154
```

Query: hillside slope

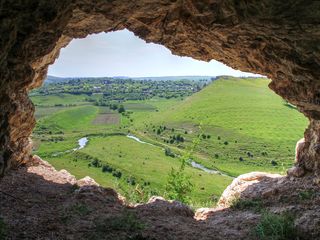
142;77;308;176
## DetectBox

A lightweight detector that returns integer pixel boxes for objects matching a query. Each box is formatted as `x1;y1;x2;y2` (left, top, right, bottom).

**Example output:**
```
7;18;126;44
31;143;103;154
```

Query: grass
92;210;145;240
95;210;145;232
230;197;263;212
255;211;297;240
47;135;231;203
31;77;308;206
30;93;89;107
298;189;315;201
139;77;308;176
38;105;99;131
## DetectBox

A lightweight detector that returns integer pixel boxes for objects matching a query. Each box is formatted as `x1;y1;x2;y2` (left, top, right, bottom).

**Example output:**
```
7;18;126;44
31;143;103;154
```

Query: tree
118;105;125;113
165;126;202;204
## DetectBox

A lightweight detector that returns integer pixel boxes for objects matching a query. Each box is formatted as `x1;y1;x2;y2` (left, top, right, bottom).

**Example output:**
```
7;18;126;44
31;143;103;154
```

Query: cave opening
28;29;308;207
1;1;320;239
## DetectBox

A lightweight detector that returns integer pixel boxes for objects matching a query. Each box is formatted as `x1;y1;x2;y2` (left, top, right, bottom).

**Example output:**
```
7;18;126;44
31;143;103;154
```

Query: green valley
30;76;308;207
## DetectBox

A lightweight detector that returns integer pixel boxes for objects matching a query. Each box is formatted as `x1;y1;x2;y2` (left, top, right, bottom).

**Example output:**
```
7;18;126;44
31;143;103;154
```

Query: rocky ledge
0;156;319;239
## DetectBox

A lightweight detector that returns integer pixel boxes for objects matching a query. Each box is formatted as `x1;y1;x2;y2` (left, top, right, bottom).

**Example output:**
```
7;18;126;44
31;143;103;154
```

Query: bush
94;210;145;238
224;141;229;145
91;159;102;168
298;189;315;200
165;148;175;158
165;167;193;204
127;177;136;185
271;160;278;166
112;170;122;179
118;105;125;113
254;211;297;240
230;197;263;212
102;164;113;173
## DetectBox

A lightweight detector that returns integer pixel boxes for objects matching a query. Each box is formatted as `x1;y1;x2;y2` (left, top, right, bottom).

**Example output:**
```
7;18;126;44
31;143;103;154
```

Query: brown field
92;113;120;125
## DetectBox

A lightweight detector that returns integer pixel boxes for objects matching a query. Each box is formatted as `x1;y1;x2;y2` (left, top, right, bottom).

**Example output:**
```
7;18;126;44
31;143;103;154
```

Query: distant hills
44;75;218;84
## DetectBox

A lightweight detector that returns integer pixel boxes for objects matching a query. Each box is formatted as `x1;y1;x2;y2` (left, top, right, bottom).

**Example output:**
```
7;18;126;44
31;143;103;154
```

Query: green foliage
95;210;145;232
146;77;308;176
165;166;193;203
165;129;202;203
230;197;263;212
118;105;125;113
70;203;91;216
254;211;297;240
31;76;307;206
298;189;315;201
164;147;175;158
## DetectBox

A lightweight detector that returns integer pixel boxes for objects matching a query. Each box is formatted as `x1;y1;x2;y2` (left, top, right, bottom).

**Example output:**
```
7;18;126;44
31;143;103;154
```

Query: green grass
38;105;99;131
139;77;308;176
255;211;297;240
47;135;231;203
31;77;309;206
30;93;89;106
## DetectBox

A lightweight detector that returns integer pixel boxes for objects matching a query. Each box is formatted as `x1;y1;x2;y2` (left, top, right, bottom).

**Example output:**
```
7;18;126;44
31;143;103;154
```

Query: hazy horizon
48;29;261;78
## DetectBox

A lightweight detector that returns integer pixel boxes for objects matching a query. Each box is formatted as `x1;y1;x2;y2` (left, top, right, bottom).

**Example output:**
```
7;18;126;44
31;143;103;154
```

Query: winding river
52;137;88;156
53;134;230;177
126;134;231;177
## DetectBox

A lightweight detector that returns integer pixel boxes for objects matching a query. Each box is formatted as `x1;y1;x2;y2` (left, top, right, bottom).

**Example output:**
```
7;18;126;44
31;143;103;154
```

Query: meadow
30;76;308;206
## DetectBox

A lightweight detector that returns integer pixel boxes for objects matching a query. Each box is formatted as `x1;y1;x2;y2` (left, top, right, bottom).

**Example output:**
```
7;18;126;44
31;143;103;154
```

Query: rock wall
1;0;320;176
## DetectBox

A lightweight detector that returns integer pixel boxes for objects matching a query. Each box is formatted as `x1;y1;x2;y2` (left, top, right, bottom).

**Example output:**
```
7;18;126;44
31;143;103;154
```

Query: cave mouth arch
31;29;310;206
1;1;320;181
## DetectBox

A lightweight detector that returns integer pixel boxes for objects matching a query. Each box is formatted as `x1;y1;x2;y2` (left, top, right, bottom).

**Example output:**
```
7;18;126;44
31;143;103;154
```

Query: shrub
102;164;113;173
94;210;145;238
91;159;102;168
254;211;297;240
230;197;263;212
127;177;136;186
165;148;175;158
224;141;229;145
112;170;122;179
271;160;278;166
165;166;193;204
298;189;315;200
239;157;244;161
70;203;90;216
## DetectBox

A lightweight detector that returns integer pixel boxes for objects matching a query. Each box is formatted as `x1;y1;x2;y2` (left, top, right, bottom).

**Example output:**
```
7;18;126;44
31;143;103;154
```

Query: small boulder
287;166;305;178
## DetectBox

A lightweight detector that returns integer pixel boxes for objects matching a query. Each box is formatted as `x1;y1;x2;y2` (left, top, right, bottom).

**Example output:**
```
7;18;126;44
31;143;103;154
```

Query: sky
48;29;260;78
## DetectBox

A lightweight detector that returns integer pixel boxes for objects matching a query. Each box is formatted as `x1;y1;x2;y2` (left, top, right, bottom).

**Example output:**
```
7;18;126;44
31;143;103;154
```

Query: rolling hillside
140;77;308;176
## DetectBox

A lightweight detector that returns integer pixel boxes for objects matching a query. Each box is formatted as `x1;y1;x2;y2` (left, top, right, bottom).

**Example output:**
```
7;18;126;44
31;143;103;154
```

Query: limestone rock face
1;1;320;175
217;172;282;208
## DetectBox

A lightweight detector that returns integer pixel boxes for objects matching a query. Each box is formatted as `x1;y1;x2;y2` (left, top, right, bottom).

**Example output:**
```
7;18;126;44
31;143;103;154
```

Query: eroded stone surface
1;1;320;175
1;158;319;239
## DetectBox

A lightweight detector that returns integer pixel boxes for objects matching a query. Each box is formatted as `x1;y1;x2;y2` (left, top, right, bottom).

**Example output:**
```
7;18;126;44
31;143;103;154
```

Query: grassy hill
137;77;308;176
31;76;309;206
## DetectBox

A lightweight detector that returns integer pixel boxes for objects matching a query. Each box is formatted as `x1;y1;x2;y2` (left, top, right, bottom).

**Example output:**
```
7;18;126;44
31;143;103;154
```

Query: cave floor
0;157;319;240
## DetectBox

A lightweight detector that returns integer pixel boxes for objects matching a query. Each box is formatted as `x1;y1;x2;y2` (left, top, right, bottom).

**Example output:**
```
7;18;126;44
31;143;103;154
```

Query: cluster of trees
32;77;207;101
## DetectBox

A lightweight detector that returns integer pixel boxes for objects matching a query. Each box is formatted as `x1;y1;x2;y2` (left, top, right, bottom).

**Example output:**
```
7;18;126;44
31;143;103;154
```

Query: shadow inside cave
0;163;319;240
